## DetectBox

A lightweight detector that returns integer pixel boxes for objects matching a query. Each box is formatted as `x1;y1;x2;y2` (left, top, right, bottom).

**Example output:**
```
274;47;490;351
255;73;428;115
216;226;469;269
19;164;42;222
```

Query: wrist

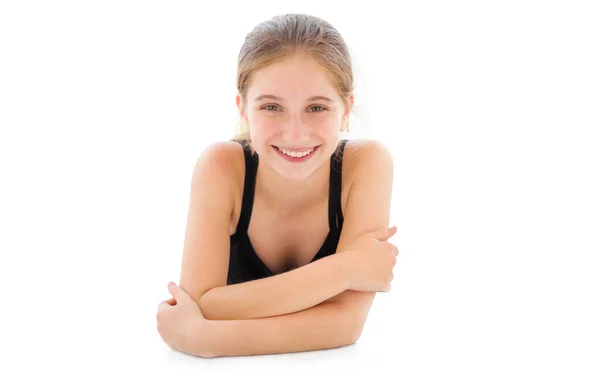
336;250;356;291
187;319;220;358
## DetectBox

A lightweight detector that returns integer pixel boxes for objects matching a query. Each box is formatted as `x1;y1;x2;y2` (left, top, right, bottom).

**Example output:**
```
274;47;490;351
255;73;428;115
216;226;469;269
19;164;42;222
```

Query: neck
255;160;330;211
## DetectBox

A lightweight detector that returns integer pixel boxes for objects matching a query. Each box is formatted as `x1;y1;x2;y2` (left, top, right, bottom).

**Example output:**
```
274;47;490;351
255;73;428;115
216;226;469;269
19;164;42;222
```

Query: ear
236;93;249;131
340;94;355;132
236;92;243;116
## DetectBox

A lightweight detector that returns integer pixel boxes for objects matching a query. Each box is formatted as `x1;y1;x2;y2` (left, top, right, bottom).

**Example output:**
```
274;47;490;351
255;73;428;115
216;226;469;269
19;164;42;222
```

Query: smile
272;145;321;163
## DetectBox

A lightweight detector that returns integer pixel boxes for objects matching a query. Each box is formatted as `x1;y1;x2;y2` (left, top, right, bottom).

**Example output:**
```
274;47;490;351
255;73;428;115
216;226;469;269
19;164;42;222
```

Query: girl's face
238;55;352;181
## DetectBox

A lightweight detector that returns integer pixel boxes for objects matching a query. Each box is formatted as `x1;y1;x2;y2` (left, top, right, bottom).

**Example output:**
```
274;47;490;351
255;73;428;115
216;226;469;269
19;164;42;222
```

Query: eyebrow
254;94;334;103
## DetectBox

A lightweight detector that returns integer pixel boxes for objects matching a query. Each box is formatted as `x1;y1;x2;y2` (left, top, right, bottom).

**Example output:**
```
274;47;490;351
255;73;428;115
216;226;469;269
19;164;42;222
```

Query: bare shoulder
194;141;246;186
341;138;394;205
195;140;245;175
343;138;393;172
192;140;246;219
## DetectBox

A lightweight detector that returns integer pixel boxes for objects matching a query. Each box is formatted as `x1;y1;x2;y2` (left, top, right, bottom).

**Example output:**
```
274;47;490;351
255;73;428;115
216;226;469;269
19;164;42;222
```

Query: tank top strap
328;139;348;230
232;139;258;234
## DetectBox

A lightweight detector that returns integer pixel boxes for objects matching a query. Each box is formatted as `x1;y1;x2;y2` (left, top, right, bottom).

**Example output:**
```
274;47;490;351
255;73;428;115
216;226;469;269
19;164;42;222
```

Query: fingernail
168;281;175;287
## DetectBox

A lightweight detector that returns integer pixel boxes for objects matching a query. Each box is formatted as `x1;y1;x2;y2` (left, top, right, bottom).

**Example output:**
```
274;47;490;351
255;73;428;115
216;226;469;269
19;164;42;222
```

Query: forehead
248;56;338;99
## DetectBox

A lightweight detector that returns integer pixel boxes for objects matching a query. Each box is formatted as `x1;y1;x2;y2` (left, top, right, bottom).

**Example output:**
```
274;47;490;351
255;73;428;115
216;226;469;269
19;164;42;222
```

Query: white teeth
276;146;315;158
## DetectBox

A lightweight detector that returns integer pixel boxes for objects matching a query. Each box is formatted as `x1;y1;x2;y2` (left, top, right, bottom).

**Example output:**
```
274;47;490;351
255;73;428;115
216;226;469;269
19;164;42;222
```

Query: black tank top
227;139;349;285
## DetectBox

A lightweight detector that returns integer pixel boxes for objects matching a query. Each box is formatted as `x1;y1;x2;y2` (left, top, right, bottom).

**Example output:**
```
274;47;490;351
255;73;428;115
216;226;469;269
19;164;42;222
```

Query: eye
308;105;327;113
262;105;280;111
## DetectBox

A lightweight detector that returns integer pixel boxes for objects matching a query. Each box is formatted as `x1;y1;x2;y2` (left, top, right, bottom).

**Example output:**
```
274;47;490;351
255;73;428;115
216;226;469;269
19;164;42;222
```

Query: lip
274;145;319;152
272;145;320;163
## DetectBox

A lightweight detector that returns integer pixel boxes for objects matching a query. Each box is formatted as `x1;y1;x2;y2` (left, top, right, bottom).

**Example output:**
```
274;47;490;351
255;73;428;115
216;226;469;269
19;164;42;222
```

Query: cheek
250;121;279;139
315;118;340;135
314;114;341;128
249;111;279;127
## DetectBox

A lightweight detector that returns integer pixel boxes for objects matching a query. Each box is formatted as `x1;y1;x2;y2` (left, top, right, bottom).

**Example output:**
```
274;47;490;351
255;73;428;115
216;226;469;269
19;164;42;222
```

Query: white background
1;0;598;371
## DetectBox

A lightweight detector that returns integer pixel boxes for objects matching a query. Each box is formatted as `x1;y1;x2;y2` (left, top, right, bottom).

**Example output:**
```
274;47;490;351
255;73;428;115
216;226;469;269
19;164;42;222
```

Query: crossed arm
189;253;376;357
174;139;393;357
198;249;353;321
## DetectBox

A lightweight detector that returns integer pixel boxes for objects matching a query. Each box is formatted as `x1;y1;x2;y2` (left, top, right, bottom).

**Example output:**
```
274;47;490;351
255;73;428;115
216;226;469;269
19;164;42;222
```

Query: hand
342;226;399;292
156;281;207;355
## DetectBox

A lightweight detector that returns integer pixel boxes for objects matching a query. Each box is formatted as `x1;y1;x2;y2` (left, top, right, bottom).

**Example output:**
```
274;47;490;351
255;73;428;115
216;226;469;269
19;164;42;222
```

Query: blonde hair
231;13;357;144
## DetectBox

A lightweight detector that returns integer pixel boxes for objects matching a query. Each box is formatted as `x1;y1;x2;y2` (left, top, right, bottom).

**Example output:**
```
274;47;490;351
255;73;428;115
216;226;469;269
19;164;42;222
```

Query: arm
198;251;352;320
177;142;238;316
190;293;359;358
318;139;395;339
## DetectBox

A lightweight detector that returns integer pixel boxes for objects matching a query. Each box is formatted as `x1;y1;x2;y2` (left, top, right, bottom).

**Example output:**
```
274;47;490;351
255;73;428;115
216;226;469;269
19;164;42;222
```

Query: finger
160;297;177;306
157;301;170;313
167;282;180;299
370;226;397;241
156;298;176;313
167;281;190;303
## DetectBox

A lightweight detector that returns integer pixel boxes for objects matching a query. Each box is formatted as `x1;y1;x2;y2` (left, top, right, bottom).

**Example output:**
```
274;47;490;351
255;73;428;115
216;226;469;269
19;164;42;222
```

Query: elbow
197;288;234;321
334;295;372;345
348;318;365;344
196;290;220;321
339;305;367;345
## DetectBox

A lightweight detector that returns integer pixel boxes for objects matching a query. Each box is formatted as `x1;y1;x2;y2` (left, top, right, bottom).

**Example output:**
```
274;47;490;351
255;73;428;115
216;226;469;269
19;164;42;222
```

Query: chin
274;167;317;182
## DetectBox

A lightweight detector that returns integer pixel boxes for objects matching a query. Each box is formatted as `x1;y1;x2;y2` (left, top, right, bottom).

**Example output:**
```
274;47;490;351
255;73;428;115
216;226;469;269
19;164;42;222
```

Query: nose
282;115;310;143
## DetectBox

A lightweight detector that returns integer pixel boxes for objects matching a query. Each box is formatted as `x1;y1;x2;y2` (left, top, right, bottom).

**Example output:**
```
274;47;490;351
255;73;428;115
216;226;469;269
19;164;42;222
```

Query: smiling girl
156;13;398;358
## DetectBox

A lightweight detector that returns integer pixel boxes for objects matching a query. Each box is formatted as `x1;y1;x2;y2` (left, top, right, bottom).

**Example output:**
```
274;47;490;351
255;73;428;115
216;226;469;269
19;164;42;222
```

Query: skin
239;53;353;209
156;54;395;357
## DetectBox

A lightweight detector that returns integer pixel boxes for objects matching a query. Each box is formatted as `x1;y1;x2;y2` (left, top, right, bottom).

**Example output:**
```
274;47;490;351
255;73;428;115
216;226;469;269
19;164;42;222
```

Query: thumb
167;281;185;301
369;226;397;241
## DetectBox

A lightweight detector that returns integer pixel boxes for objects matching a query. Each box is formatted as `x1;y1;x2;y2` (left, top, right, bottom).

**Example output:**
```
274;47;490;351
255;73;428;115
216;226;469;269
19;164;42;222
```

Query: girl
156;13;398;358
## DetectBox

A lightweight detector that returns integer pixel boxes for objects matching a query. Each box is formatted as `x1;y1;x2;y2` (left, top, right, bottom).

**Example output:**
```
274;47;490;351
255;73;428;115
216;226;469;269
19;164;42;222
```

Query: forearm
197;297;358;357
198;252;351;320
